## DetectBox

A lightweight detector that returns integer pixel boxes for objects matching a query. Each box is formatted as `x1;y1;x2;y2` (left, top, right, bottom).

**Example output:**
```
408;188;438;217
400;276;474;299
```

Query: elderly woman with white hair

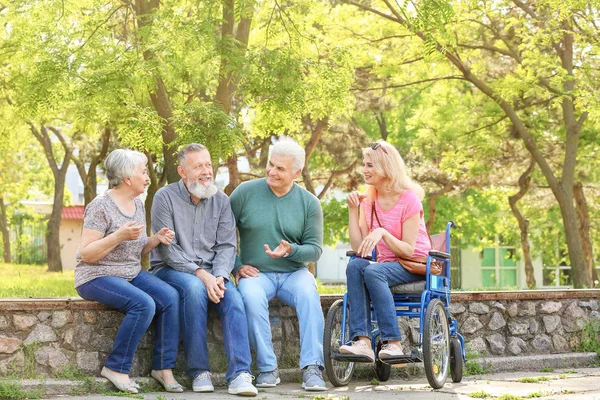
75;149;182;394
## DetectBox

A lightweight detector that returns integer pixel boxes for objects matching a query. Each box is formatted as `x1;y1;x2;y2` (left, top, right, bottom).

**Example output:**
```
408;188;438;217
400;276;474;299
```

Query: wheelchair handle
346;250;372;261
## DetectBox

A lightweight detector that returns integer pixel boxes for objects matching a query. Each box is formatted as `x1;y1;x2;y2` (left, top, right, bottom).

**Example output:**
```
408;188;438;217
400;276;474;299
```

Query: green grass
0;263;77;298
316;279;346;294
0;380;42;399
469;391;492;398
518;376;550;383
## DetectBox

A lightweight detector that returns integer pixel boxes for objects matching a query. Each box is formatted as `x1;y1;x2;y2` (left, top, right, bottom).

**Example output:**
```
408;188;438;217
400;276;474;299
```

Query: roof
62;206;84;220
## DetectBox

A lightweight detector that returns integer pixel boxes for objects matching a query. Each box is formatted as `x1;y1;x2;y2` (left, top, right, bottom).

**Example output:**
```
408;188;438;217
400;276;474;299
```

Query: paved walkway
37;367;600;399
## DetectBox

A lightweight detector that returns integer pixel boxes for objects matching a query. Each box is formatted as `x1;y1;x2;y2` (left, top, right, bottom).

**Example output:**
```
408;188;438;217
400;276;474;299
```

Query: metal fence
0;214;48;265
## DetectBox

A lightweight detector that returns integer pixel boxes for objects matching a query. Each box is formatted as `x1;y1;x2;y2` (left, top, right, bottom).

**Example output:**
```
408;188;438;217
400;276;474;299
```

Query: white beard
187;179;218;199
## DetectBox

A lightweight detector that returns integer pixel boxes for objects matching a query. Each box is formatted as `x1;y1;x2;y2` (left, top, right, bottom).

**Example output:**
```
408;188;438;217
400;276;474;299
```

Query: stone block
539;301;562;314
531;335;553;352
24;324;58;345
578;300;599;311
0;350;24;375
543;315;561;333
0;316;9;330
507;321;529;336
564;301;585;319
279;305;296;318
517;301;536;317
212;319;224;342
74;325;93;347
35;346;69;370
270;318;283;340
529;319;540;334
562;316;586;333
449;303;466;314
37;312;51;322
460;316;483;334
13;314;38;331
83;311;97;324
0;335;21;354
62;328;75;350
492;302;506;311
51;311;70;329
552;335;569;352
469;302;490;315
487;312;506;331
76;351;100;373
506;303;518;318
485;333;506;355
506;337;527;355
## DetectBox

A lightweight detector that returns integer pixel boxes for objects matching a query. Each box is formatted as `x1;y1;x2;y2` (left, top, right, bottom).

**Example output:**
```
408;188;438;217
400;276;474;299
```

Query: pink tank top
360;190;431;262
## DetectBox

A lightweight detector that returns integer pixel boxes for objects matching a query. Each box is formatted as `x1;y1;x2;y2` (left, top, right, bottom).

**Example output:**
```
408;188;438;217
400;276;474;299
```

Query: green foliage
464;359;489;376
577;320;600;356
322;198;349;247
468;391;492;399
0;380;41;400
173;100;243;161
518;376;550;383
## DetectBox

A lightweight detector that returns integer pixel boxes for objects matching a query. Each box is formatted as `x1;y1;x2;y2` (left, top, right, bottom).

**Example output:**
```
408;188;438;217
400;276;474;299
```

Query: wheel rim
329;303;354;382
429;303;450;382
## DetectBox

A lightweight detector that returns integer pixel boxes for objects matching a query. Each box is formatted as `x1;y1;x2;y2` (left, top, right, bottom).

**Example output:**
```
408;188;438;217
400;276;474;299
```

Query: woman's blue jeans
76;271;180;374
346;258;422;342
153;267;252;381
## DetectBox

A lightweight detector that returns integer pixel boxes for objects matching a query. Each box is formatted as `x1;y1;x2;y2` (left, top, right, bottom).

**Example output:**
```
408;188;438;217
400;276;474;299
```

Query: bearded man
150;143;257;396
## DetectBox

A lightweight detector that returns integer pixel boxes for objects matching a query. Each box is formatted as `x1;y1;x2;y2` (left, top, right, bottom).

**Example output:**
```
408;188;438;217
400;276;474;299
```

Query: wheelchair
323;221;464;389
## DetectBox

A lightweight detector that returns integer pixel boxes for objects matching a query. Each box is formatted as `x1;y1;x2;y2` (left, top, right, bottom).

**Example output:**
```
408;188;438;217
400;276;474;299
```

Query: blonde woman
339;140;432;362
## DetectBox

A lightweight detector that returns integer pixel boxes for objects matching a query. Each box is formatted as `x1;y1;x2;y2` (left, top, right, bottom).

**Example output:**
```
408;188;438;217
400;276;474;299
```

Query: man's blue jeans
154;267;252;381
237;268;324;372
346;258;422;342
76;271;180;373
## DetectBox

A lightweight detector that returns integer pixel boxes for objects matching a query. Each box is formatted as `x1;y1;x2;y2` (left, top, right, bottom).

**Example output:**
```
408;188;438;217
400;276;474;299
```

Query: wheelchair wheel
324;299;355;386
423;298;450;389
450;337;463;383
375;339;391;382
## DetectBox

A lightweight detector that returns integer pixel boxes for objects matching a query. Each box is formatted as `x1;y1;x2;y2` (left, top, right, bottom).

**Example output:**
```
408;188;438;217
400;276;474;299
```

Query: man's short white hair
270;139;305;172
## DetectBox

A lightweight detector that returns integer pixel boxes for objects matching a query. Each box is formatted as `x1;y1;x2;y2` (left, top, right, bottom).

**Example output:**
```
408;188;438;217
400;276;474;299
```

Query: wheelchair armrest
346;250;372;261
429;250;451;259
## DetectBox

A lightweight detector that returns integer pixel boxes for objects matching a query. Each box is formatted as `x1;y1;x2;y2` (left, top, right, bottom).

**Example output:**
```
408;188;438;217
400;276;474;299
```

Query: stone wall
449;290;600;356
0;291;599;378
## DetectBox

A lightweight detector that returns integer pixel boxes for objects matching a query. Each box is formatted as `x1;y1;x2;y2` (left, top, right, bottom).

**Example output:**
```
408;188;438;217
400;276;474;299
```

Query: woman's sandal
101;366;138;394
151;369;184;393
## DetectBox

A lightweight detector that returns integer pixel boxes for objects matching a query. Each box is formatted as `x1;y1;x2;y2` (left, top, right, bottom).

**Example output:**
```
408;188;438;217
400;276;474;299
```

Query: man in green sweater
230;139;326;392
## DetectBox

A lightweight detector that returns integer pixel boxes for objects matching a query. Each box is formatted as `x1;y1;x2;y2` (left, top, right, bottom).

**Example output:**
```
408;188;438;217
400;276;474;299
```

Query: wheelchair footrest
379;349;423;364
331;353;374;363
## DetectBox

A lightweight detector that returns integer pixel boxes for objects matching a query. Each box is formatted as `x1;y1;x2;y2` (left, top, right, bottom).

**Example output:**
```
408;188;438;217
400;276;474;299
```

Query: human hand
235;264;259;283
195;269;226;303
116;221;145;242
346;191;366;209
264;240;291;259
155;228;175;246
357;228;385;258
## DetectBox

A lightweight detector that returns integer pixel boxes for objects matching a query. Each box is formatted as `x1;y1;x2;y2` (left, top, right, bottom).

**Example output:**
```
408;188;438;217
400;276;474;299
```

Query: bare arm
79;222;144;262
357;213;420;258
142;227;175;256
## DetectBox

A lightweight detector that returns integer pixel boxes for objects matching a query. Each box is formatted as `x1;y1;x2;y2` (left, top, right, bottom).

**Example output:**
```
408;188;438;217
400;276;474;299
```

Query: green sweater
230;178;323;273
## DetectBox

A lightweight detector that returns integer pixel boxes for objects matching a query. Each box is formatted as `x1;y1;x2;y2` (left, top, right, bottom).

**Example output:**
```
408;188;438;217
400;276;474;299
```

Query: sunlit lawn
0;263;345;298
0;263;77;298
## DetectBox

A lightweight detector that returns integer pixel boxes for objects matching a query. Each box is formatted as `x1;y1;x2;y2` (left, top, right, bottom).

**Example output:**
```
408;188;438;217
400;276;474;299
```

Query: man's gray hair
178;143;207;166
105;149;147;188
270;140;305;172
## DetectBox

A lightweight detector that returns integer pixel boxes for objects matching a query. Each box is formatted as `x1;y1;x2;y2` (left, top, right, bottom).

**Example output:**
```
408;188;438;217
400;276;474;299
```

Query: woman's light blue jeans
153;267;252;381
346;258;422;342
76;271;180;373
237;268;324;372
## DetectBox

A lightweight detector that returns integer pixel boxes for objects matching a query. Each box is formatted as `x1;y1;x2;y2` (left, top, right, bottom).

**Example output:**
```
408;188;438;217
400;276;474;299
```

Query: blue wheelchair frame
324;221;465;389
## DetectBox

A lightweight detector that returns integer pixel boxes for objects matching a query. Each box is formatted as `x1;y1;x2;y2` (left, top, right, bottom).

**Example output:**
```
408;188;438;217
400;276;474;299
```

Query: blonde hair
362;140;425;200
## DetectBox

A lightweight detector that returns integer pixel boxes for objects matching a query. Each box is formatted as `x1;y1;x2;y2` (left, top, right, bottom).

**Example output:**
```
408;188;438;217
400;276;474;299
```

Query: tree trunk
73;126;112;206
0;197;11;262
508;159;536;289
134;0;179;184
29;124;73;272
217;0;254;193
574;182;597;285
